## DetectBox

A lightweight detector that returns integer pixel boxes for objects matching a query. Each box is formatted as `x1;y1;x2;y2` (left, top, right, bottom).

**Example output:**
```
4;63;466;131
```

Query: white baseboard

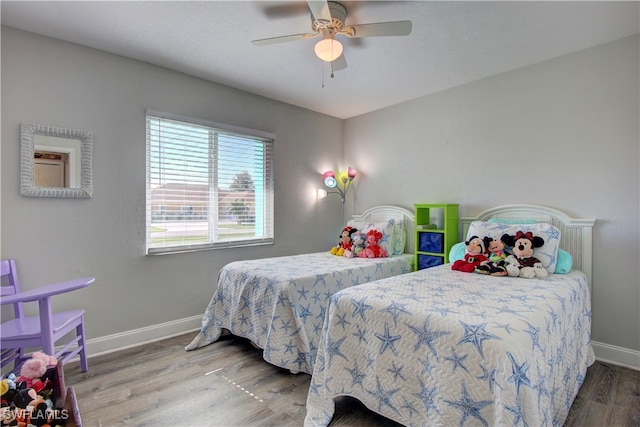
592;340;640;371
84;318;640;372
86;315;202;358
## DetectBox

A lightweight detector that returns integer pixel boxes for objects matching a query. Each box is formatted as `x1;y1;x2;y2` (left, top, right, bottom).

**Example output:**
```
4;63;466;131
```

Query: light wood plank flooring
64;333;640;426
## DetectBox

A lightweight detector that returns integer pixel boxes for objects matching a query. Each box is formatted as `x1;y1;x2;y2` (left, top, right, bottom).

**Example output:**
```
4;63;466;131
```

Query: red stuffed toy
358;229;388;258
452;235;488;273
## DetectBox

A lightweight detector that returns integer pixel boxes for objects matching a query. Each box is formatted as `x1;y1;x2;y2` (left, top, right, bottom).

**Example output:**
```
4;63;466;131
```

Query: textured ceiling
2;1;638;119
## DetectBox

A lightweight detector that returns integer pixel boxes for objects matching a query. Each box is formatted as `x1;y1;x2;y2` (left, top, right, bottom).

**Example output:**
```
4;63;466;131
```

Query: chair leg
15;347;26;371
77;320;88;372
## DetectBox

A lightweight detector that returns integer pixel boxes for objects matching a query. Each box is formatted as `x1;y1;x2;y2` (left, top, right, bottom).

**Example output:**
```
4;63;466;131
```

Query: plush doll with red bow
330;226;357;257
502;231;548;278
452;235;488;273
358;229;388;258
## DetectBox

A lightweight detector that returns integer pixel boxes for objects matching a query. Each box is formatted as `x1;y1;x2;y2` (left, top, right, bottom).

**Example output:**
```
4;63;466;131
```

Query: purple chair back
0;259;24;318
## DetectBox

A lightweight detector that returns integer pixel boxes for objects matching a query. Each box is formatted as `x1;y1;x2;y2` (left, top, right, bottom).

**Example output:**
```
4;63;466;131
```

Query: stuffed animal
31;352;57;368
358;229;388;258
0;403;18;426
452;236;488;273
1;376;17;409
18;359;46;391
502;231;548;278
12;388;38;409
476;236;509;276
344;231;365;258
12;387;59;427
17;352;56;393
330;226;357;256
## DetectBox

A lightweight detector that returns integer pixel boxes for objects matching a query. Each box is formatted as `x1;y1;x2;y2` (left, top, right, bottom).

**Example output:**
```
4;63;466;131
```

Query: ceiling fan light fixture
314;37;343;62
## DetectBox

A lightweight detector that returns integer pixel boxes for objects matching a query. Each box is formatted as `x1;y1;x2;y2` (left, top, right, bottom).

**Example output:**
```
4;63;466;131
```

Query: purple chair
0;259;95;372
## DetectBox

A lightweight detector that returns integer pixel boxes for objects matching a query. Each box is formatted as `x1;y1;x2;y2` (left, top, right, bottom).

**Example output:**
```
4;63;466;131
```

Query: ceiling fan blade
307;0;332;23
251;33;317;46
346;20;412;38
331;54;347;71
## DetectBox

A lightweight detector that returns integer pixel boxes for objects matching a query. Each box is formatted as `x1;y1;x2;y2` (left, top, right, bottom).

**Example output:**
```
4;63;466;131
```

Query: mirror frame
20;122;93;198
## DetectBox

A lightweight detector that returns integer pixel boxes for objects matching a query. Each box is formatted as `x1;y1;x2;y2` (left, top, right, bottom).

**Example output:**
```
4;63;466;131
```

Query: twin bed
305;204;595;426
186;205;416;374
186;204;596;427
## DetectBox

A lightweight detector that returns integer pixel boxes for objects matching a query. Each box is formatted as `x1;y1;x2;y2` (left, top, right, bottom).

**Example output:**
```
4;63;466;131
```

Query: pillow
392;220;406;255
449;241;466;262
346;218;395;256
555;249;573;274
466;221;561;274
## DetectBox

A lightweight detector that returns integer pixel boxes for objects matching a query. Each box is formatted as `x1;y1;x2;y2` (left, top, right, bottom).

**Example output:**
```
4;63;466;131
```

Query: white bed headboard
352;205;415;254
462;204;596;288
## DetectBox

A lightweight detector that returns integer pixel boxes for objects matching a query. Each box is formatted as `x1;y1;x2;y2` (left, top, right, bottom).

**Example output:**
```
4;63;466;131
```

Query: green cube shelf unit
414;203;459;270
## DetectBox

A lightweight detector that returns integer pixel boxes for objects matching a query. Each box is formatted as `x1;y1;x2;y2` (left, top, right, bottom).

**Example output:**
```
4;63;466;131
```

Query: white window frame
145;109;274;255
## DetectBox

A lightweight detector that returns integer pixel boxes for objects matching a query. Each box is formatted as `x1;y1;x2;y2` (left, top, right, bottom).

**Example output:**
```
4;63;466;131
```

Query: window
146;110;274;255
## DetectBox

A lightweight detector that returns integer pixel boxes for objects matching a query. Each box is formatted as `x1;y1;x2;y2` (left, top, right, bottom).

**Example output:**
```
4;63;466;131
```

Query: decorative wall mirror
20;122;93;198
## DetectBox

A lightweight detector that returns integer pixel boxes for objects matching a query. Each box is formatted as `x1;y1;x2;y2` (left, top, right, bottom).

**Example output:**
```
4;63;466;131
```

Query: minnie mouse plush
330;226;357;256
502;231;548;278
358;229;388;258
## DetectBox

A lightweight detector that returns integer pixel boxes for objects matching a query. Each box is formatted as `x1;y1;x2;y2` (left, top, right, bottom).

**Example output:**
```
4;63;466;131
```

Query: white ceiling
2;1;638;119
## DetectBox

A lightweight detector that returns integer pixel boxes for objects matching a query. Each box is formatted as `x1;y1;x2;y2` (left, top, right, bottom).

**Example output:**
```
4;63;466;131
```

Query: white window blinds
146;110;274;255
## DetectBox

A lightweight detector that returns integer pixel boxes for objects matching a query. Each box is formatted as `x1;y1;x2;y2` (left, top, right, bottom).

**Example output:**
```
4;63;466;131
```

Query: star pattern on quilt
374;322;401;356
507;351;532;394
326;335;348;365
346;361;367;389
413;376;440;416
457;321;501;357
350;296;373;321
405;316;450;358
443;381;493;427
367;377;401;416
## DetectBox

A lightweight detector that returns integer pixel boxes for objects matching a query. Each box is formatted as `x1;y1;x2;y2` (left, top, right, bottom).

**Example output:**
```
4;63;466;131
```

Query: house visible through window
146;110;274;255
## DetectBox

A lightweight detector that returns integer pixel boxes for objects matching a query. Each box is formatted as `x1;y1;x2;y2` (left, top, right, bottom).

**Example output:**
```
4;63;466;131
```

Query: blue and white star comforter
185;252;413;374
305;265;595;427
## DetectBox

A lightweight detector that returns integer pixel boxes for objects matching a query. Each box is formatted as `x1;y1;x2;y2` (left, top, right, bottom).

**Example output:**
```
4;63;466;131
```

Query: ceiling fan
251;1;412;71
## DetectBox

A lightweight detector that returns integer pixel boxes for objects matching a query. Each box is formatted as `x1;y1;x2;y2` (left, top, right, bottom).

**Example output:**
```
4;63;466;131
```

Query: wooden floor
64;333;640;427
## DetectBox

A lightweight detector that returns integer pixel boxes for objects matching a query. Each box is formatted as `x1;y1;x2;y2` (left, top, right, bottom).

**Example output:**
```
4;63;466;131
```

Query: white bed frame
351;205;416;254
462;204;596;290
349;204;595;289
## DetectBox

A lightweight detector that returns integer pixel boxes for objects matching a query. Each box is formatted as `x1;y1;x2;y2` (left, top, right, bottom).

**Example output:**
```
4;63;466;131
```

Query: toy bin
1;361;81;427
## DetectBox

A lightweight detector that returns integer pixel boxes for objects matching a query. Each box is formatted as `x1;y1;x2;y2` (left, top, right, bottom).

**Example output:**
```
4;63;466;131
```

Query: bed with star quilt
185;205;416;374
305;265;594;426
306;204;596;427
185;251;413;374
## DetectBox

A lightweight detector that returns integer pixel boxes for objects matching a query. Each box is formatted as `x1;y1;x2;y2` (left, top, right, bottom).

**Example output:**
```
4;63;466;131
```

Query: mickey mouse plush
502;231;548;278
452;236;488;273
476;236;509;276
346;231;365;258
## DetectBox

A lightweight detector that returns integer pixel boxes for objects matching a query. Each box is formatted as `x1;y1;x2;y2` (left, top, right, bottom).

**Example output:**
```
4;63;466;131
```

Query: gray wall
345;35;639;358
1;27;344;339
2;27;638;365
